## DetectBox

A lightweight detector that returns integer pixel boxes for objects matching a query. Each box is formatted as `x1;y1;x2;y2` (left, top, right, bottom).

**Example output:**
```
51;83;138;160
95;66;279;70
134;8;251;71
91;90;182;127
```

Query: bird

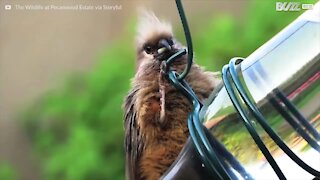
123;11;219;180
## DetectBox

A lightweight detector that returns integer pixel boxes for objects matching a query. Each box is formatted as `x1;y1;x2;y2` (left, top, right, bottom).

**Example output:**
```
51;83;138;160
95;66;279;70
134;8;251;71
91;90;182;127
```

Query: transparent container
163;2;320;180
201;3;320;179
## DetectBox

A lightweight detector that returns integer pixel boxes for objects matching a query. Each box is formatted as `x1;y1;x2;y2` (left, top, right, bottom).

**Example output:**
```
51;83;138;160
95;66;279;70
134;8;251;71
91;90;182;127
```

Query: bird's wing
124;87;143;180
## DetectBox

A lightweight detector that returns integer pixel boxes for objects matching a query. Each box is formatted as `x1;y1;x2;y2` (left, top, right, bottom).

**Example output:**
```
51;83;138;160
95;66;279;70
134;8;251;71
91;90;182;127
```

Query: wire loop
163;0;319;179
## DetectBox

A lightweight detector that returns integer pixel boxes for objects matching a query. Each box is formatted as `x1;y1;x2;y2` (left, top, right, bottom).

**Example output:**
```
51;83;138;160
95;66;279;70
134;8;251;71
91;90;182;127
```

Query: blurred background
0;0;316;179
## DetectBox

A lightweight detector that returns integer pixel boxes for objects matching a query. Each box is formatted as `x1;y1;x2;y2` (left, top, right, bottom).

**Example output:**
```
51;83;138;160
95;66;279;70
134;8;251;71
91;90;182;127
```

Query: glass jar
163;2;320;180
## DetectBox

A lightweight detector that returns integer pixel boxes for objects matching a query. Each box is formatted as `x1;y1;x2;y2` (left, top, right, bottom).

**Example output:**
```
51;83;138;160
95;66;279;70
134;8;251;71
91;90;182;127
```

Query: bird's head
135;11;184;69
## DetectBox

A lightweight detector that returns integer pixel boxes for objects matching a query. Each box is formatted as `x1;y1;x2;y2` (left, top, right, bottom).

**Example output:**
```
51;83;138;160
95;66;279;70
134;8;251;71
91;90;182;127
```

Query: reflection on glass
201;17;320;179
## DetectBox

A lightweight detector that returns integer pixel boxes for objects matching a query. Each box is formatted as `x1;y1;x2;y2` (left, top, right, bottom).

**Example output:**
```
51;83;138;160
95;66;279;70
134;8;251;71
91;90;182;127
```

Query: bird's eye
167;39;174;46
144;45;152;54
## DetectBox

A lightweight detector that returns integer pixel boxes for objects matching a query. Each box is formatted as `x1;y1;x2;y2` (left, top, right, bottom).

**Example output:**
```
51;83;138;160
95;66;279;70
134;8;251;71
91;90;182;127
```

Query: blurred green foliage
23;43;134;180
21;0;315;179
0;161;17;180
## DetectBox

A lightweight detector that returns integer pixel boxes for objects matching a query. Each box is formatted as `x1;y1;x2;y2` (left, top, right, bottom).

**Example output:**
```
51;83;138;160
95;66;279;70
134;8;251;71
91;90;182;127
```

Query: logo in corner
276;2;314;11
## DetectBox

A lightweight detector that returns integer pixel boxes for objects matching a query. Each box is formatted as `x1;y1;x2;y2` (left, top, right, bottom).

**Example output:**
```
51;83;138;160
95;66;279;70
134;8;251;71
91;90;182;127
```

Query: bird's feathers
124;11;218;180
124;85;142;180
136;10;173;48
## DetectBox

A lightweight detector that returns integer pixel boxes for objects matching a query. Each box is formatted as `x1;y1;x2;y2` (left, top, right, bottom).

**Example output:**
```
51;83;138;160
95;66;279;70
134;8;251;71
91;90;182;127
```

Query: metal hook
164;0;193;81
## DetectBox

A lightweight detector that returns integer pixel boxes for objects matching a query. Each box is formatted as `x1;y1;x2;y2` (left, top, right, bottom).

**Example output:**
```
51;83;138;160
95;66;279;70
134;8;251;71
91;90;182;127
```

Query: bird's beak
157;39;172;54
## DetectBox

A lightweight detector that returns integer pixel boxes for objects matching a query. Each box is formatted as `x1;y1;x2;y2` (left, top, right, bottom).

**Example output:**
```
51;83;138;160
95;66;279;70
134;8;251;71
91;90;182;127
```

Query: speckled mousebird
123;12;219;180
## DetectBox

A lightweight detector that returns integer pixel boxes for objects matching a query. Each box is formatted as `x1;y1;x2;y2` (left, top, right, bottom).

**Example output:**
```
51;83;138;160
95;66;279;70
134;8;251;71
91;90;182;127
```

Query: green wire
175;0;193;81
222;65;286;180
228;58;320;176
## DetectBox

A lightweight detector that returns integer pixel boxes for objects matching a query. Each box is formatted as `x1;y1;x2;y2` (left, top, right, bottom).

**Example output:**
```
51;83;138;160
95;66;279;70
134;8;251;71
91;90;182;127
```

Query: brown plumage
124;12;219;180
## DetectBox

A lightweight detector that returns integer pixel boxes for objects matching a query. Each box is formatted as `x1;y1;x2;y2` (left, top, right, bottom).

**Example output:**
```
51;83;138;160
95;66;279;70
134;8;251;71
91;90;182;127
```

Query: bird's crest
136;10;173;46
